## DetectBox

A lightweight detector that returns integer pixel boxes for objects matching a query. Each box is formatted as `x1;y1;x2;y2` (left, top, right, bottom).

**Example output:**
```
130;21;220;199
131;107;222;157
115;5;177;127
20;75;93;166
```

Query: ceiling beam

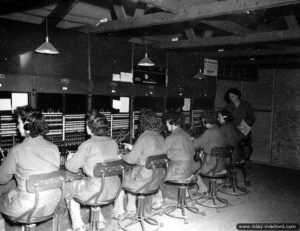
46;0;79;27
220;57;300;66
202;46;300;58
284;15;299;29
200;20;253;36
83;0;300;33
129;34;182;44
0;0;58;14
113;4;127;19
138;0;180;13
159;28;300;49
185;28;196;40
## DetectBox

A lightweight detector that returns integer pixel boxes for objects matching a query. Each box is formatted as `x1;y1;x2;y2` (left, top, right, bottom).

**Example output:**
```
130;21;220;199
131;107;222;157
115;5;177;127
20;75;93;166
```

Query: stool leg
164;186;201;224
119;195;160;231
218;169;249;196
196;179;230;208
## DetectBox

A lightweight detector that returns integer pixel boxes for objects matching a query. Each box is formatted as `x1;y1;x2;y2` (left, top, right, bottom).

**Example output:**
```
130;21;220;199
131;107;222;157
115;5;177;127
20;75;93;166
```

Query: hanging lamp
138;40;154;66
193;68;206;79
35;16;59;55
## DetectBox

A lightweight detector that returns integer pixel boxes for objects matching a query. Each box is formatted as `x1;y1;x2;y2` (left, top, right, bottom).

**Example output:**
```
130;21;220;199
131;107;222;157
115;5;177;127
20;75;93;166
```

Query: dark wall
167;51;216;108
0;19;88;80
0;19;216;110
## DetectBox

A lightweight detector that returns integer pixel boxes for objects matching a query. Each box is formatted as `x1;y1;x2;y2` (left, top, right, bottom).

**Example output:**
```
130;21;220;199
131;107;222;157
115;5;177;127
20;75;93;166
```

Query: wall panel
272;111;300;168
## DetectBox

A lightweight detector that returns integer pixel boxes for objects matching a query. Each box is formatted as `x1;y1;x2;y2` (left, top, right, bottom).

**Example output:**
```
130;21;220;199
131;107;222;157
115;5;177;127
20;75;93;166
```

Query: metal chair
163;166;204;224
74;159;130;231
4;170;66;231
119;154;169;231
195;146;232;209
218;145;249;196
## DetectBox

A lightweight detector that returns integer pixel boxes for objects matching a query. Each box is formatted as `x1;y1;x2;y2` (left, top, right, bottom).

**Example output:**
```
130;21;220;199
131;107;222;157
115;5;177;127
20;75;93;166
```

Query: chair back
13;170;65;224
211;146;233;159
83;159;130;206
203;146;233;177
136;154;169;194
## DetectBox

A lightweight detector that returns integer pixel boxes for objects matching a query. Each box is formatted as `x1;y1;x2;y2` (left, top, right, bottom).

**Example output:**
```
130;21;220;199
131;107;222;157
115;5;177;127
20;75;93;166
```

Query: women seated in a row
0;106;61;220
0;107;239;231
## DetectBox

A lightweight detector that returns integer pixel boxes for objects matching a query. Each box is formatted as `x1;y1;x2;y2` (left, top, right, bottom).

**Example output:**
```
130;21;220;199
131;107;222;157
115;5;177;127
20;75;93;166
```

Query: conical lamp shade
35;36;59;55
193;69;206;79
138;53;155;66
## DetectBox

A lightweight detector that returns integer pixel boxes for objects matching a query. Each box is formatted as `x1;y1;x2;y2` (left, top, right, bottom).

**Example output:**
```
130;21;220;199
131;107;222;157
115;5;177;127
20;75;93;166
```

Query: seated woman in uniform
0;106;61;220
164;112;208;199
118;113;166;215
192;112;226;195
164;112;196;180
217;108;241;161
65;110;121;231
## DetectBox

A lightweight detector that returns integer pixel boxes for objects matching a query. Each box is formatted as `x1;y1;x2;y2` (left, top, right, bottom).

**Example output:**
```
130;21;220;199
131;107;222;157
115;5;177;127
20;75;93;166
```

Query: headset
168;119;174;126
23;112;38;131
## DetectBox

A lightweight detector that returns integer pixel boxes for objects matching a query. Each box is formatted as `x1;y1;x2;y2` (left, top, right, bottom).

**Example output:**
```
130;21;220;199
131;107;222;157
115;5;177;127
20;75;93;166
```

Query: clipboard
238;119;251;136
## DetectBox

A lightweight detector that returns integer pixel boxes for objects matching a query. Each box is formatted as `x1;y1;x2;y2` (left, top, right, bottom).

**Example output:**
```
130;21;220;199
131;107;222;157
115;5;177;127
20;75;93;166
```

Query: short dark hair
164;112;184;127
14;106;49;138
86;110;109;136
140;113;162;133
217;108;233;123
224;88;242;104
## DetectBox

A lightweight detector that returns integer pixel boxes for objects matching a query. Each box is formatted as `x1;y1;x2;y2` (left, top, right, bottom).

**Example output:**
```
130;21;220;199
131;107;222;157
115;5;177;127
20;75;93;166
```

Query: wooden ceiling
1;0;300;68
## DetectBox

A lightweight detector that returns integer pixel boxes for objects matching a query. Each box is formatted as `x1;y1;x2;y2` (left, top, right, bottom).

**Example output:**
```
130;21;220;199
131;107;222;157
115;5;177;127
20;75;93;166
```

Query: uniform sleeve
122;138;142;164
165;135;175;158
0;148;18;184
65;142;89;173
244;102;256;127
193;131;208;151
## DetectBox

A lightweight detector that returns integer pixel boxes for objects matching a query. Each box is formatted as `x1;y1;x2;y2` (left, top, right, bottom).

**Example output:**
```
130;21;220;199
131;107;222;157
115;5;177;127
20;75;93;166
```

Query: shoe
112;211;126;220
112;205;126;220
200;191;209;198
125;210;136;218
189;190;202;200
66;224;89;231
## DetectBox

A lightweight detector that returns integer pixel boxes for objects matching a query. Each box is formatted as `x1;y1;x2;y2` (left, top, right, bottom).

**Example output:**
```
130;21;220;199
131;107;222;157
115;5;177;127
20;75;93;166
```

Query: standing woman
224;88;256;186
65;110;121;231
119;113;166;214
0;106;61;220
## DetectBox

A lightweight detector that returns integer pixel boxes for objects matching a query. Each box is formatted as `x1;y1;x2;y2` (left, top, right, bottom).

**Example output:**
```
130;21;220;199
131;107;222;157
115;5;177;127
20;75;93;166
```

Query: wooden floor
3;162;300;231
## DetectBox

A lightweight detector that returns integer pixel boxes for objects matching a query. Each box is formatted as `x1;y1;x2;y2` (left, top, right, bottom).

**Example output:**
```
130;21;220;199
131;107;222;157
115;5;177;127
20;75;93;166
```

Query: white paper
182;98;190;111
121;72;133;83
120;97;129;112
238;119;251;136
112;74;121;81
112;99;121;110
0;99;11;111
11;93;28;112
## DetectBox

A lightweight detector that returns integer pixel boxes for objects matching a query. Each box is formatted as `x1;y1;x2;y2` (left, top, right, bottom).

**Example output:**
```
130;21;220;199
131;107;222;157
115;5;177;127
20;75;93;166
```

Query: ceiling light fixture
138;40;154;66
193;68;206;79
35;15;59;55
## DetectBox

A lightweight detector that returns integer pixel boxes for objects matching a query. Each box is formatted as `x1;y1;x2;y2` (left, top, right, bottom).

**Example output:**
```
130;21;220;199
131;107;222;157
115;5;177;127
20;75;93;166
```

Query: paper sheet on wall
238;119;251;136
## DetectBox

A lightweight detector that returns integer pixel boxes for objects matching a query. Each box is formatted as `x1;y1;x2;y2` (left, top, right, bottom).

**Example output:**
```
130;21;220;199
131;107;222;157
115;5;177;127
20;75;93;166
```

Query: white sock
69;199;84;229
197;176;208;193
126;193;137;212
114;190;125;215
